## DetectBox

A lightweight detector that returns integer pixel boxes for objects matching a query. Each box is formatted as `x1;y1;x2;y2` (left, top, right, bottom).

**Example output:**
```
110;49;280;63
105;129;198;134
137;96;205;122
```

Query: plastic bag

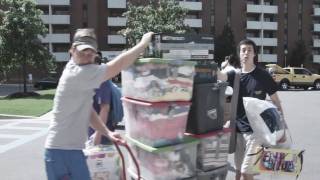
83;145;120;180
243;97;286;146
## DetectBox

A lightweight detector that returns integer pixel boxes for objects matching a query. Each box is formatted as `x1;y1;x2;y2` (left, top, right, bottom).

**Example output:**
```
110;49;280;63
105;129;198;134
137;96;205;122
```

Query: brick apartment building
35;0;320;73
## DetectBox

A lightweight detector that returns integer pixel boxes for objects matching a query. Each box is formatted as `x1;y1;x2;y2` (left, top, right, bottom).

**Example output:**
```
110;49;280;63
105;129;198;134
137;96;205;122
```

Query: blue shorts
44;149;90;180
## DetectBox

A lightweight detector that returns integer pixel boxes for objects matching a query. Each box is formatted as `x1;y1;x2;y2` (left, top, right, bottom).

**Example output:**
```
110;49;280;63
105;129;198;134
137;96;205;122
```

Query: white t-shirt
45;59;107;150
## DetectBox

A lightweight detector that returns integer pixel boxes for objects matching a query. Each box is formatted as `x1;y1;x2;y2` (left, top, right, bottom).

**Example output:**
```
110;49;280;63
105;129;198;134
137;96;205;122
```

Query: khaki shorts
234;133;261;174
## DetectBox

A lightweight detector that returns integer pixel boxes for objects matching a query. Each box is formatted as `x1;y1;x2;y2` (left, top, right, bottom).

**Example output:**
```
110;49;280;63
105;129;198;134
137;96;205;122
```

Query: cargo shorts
234;133;261;174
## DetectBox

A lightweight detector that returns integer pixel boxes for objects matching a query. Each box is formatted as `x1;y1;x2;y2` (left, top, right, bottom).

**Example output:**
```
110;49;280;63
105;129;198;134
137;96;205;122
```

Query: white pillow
243;97;285;146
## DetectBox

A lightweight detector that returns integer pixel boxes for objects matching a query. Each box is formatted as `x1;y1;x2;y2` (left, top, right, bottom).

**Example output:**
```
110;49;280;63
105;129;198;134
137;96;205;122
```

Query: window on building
37;5;49;15
298;30;302;40
108;27;123;34
247;14;260;21
186;12;200;19
263;47;274;54
109;10;125;17
106;44;126;50
313;34;320;39
83;4;88;21
264;31;275;38
52;43;69;52
264;0;274;6
264;14;274;22
246;30;260;37
210;15;214;27
284;0;288;13
257;46;262;54
52;6;69;15
298;0;302;13
284;18;288;29
52;25;69;34
312;49;320;55
247;0;259;5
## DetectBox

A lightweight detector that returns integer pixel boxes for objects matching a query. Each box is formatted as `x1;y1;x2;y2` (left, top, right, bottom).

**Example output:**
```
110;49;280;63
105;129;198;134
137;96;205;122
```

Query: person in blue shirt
89;80;114;145
88;52;118;145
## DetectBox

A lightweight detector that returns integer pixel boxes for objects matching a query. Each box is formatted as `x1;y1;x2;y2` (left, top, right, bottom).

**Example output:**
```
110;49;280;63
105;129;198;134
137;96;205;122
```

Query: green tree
214;24;237;64
288;40;309;67
0;0;55;93
120;0;190;47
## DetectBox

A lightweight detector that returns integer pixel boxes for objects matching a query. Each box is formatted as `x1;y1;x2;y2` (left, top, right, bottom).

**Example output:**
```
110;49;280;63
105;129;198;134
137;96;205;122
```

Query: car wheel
314;80;320;90
280;81;289;90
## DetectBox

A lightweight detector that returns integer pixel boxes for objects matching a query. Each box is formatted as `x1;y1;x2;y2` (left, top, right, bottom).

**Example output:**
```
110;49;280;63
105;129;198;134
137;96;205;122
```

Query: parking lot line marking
0;134;25;139
0;128;48;154
0;126;46;131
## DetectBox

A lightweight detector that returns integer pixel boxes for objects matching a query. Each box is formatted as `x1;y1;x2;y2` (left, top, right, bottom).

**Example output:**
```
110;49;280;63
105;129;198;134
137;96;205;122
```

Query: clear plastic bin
121;58;196;102
186;128;231;171
127;136;198;180
122;97;191;147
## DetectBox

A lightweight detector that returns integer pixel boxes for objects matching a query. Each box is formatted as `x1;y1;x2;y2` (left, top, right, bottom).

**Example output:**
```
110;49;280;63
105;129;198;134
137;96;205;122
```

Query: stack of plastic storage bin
121;58;199;180
143;33;231;179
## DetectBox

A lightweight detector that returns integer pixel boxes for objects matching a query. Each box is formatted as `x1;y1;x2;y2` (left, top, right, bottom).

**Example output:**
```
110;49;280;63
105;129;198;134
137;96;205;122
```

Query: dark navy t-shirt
227;67;278;133
89;80;113;144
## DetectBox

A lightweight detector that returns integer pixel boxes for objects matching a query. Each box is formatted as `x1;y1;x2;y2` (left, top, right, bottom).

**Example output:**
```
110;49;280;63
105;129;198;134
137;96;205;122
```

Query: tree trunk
22;58;27;93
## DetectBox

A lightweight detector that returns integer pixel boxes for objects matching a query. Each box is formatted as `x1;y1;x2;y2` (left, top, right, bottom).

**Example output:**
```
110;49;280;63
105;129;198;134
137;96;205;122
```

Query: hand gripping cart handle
114;142;141;180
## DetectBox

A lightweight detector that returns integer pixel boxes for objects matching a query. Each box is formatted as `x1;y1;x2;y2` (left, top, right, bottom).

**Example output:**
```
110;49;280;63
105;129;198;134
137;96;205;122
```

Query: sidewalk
38;110;53;120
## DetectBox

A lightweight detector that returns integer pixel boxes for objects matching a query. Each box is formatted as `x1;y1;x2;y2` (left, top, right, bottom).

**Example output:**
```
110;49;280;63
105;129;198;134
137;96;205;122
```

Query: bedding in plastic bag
83;145;120;180
243;97;286;146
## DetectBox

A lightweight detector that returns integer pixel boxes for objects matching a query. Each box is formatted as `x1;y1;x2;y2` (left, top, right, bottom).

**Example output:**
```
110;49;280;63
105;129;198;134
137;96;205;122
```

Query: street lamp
284;49;288;67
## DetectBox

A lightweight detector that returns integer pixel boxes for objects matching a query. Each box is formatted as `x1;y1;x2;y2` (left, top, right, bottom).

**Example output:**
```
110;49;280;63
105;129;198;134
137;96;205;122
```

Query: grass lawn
0;89;55;117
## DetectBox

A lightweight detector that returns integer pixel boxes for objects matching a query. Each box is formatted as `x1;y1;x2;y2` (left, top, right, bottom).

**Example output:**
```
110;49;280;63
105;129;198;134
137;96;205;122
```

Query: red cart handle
114;142;141;180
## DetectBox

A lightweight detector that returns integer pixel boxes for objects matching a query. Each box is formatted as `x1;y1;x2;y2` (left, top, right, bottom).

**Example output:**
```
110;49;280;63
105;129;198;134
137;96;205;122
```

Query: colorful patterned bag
250;146;304;178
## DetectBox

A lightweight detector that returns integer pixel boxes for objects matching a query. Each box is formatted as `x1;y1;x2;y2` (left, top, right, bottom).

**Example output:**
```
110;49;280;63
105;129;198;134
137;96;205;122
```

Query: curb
0;113;36;119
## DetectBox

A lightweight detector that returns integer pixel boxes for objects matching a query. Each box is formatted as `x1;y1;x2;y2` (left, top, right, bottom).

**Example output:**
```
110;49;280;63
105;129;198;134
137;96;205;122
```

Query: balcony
247;4;278;14
184;19;202;28
39;34;70;43
314;8;320;16
179;1;202;11
108;17;127;27
36;0;70;5
248;37;277;46
314;24;320;32
247;21;277;30
313;55;320;63
40;15;70;24
314;39;320;47
108;0;126;9
52;52;69;62
258;54;277;63
108;35;126;44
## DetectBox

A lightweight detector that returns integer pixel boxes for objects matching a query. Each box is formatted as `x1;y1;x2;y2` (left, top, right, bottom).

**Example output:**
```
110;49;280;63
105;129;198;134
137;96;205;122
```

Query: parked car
33;77;58;90
266;64;320;90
